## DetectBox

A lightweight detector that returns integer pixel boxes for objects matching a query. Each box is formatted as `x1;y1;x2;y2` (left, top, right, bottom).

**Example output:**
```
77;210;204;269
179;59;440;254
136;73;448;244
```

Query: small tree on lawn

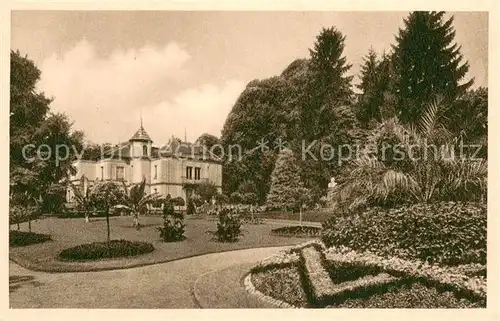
10;167;41;232
70;182;92;223
89;181;125;243
9;191;39;232
121;178;158;228
242;192;258;221
196;181;218;203
266;148;307;212
295;187;312;226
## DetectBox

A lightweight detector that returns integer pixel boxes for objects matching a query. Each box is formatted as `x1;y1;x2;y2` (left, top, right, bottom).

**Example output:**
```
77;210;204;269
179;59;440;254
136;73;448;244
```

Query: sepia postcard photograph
3;1;498;319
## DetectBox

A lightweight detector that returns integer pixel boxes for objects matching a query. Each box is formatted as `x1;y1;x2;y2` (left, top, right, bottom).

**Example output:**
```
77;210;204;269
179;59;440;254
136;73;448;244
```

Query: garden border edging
243;273;298;309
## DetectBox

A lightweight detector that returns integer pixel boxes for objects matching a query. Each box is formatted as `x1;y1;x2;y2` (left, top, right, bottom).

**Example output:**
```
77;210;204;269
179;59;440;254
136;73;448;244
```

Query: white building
67;123;222;204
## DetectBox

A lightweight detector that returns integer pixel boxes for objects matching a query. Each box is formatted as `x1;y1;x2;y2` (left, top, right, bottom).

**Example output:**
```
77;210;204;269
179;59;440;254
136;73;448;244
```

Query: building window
194;167;201;180
186;166;193;179
116;166;124;180
143;145;148;156
154;188;157;194
101;166;104;180
154;165;157;179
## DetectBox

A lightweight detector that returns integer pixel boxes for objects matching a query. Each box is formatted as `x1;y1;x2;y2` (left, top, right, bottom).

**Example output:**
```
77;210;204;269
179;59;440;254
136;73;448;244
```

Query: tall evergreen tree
357;47;379;94
300;27;353;141
266;148;308;211
356;48;381;126
392;11;473;123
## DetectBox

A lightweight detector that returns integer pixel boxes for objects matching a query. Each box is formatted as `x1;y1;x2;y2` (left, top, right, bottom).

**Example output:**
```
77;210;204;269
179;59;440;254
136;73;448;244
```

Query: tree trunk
106;209;111;243
28;216;32;232
85;214;89;223
17;221;20;231
133;214;139;229
299;207;303;227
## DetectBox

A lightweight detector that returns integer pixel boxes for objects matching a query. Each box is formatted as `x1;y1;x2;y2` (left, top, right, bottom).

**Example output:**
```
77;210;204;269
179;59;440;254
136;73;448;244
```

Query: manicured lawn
9;216;312;272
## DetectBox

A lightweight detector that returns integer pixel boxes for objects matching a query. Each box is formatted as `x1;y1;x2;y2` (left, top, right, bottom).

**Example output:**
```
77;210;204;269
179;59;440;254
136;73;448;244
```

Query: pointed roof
129;124;153;143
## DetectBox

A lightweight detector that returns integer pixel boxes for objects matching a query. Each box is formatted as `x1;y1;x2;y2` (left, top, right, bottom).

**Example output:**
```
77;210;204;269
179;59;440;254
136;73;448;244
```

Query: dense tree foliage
392;11;473;124
221;28;359;203
10;50;84;217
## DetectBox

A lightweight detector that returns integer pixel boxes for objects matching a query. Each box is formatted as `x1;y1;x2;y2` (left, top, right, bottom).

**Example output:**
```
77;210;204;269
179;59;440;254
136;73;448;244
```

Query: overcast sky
11;11;488;144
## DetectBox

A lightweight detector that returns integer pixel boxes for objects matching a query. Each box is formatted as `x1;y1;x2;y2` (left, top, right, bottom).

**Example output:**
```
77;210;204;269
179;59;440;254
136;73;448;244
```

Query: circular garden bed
58;239;155;261
10;230;52;247
271;226;322;238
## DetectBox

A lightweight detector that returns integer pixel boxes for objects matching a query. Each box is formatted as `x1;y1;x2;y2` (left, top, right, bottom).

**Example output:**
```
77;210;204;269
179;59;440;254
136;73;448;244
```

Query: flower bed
58;239;155;261
9;230;52;247
323;246;486;302
250;266;307;307
271;226;322;238
246;240;486;308
330;282;485;308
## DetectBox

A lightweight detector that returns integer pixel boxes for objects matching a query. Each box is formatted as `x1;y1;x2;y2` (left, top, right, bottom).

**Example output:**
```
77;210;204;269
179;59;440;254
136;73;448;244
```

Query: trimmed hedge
10;230;52;247
271;226;322;238
249;240;485;308
59;239;155;261
322;202;486;266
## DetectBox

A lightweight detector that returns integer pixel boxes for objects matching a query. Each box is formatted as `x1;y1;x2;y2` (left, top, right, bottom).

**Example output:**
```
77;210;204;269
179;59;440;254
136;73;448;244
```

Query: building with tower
66;121;223;206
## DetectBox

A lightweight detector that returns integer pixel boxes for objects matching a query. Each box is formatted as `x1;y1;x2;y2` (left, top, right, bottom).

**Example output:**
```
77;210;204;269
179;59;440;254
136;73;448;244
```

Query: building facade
66;124;222;204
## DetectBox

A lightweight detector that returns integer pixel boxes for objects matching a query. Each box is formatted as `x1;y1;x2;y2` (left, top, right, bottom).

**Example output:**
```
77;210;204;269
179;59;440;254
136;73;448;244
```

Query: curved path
9;246;288;309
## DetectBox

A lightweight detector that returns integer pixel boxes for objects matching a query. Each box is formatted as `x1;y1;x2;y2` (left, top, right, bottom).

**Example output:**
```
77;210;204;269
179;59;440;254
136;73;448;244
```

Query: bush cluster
215;208;243;242
157;202;185;242
322;202;486;266
271;226;322;238
10;230;52;247
58;239;155;261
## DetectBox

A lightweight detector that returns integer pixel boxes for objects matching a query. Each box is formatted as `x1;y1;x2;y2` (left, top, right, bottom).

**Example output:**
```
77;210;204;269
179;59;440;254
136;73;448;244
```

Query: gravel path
9;246;289;308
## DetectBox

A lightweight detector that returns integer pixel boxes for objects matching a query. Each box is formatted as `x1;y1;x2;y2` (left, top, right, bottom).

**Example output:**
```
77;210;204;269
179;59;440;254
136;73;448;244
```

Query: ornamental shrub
215;208;242;242
158;203;185;242
322;202;486;266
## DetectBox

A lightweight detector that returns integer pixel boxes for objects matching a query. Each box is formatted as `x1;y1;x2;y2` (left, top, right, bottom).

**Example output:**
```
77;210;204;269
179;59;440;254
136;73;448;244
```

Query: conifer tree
300;27;353;141
356;49;394;126
392;11;473;123
266;148;308;211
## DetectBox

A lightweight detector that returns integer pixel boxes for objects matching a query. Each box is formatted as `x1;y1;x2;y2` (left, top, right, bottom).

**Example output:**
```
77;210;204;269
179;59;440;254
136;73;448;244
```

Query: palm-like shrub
334;98;487;212
69;182;92;222
120;178;159;228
